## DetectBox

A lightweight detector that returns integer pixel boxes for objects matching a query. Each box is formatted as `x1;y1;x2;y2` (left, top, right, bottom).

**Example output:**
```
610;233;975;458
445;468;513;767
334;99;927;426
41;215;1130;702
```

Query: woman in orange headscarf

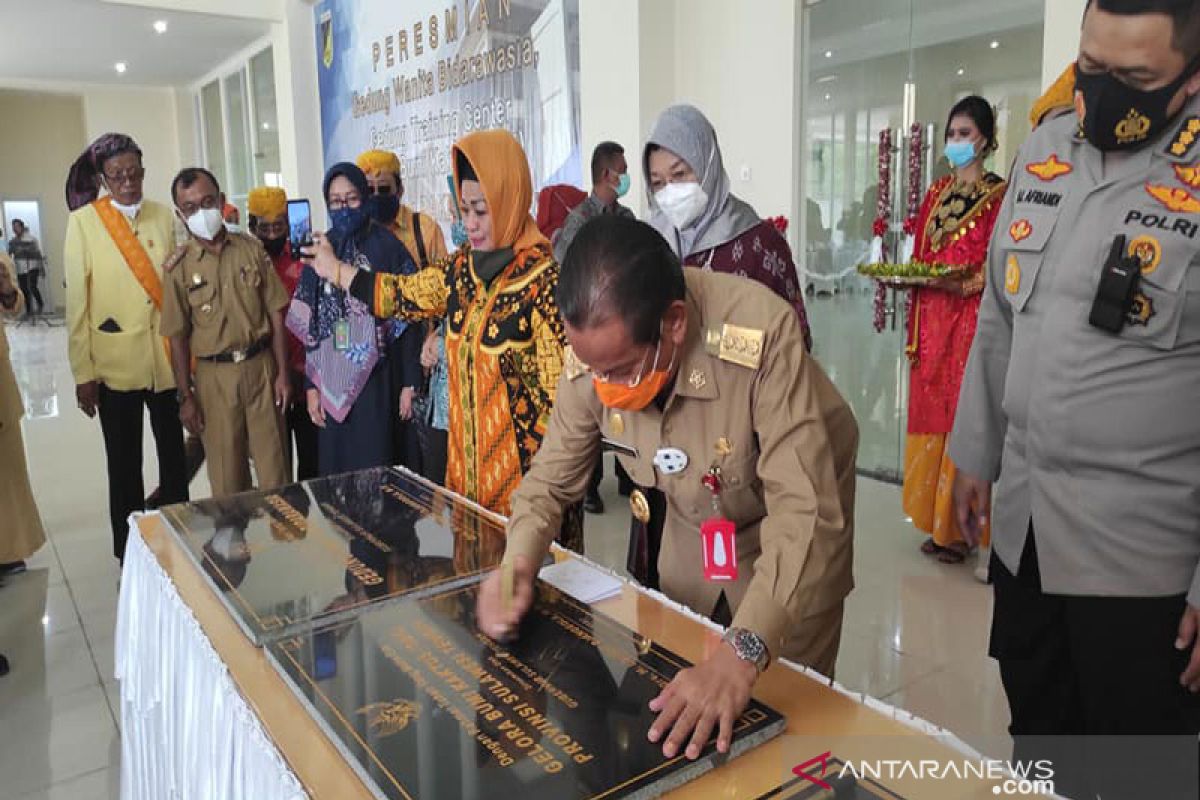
306;129;582;550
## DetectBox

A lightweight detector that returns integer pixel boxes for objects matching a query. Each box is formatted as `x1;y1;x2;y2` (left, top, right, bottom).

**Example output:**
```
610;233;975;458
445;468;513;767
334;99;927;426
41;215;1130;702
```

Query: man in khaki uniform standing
161;167;292;497
477;216;857;762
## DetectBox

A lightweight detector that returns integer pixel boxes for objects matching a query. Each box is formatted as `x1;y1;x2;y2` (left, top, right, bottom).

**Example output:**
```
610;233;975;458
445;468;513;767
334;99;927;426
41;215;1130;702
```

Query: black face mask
1075;60;1198;152
261;235;287;257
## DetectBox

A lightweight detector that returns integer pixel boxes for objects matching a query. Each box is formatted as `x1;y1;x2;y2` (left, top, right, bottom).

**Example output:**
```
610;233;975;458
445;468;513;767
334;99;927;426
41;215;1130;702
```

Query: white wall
278;0;325;227
579;0;798;228
80;85;182;205
1042;0;1086;88
673;0;796;223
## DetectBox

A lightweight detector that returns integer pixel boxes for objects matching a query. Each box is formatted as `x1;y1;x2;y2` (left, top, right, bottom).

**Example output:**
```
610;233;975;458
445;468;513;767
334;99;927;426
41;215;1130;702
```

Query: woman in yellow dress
306;129;582;551
0;252;47;575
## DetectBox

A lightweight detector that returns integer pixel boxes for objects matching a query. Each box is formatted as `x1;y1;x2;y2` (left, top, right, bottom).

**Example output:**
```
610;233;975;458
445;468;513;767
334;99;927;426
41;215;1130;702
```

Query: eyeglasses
366;185;394;196
595;340;659;387
103;167;145;185
328;194;362;210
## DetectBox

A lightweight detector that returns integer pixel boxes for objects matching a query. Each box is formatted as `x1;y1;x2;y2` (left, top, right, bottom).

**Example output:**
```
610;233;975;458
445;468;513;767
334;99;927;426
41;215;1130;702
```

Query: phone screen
287;199;312;254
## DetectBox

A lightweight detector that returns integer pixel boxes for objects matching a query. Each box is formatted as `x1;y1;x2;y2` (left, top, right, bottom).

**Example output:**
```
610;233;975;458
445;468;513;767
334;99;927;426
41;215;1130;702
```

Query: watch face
729;628;766;667
739;630;765;660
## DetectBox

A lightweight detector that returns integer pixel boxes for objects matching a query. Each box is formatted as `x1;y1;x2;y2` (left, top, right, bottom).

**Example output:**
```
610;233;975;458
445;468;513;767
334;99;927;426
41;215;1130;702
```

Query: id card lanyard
700;463;738;582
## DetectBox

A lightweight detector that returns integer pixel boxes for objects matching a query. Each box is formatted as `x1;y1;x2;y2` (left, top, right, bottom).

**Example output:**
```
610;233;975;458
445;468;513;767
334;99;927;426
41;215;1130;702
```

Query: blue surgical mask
944;140;977;169
616;173;631;198
329;206;368;238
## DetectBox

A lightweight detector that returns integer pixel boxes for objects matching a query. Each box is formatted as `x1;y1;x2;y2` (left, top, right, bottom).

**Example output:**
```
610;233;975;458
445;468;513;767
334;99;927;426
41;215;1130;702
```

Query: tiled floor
0;311;1008;799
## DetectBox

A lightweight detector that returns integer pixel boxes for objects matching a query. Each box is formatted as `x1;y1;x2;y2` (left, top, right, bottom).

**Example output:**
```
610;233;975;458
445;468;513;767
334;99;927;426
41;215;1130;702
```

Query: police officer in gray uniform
950;1;1200;796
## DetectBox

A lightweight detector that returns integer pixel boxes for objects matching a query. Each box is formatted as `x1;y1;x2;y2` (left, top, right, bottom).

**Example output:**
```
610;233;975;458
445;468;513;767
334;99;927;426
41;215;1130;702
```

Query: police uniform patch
1167;116;1200;159
1127;292;1155;327
1174;163;1200;190
1115;109;1152;147
1127;235;1162;276
1026;154;1073;182
1009;219;1033;243
1145;183;1200;214
1005;255;1021;295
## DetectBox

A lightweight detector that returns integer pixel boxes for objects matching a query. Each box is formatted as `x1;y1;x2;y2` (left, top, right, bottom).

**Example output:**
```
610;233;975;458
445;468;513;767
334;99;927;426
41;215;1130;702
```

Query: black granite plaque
269;582;786;800
161;467;507;644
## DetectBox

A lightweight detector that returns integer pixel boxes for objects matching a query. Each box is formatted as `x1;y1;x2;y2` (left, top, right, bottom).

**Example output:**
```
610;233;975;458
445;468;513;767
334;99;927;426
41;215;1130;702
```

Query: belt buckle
232;349;247;364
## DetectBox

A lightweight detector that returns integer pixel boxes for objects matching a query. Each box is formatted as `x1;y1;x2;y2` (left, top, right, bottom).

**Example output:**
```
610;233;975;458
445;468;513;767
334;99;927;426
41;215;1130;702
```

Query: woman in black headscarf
286;163;421;476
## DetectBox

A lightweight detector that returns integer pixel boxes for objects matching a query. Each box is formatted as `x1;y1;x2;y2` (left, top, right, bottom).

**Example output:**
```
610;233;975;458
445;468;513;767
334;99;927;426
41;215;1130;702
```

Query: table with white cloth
116;504;1021;800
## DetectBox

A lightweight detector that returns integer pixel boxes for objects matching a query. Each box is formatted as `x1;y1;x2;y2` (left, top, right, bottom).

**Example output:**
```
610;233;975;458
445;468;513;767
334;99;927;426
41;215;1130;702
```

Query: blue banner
314;0;582;240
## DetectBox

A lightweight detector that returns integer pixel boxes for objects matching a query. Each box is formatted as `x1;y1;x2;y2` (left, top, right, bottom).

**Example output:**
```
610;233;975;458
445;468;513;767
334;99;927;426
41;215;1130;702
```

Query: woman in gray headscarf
644;104;810;350
623;105;814;591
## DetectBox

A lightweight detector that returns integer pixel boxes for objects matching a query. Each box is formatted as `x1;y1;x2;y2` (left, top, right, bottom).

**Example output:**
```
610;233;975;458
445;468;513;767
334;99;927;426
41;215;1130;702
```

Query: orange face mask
592;336;677;412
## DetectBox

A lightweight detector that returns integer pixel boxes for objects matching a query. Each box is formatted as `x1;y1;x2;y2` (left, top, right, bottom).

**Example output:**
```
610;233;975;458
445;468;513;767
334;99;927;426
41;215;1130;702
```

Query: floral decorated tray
857;262;969;287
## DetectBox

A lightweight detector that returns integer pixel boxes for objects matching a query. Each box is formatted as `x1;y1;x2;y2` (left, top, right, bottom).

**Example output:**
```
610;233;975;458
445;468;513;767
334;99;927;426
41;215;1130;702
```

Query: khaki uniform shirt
64;200;177;391
161;232;290;357
507;269;858;657
950;97;1200;604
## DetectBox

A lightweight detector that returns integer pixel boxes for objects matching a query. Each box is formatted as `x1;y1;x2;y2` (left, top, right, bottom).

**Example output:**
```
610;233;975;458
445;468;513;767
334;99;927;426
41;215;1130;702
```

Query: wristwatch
722;627;770;674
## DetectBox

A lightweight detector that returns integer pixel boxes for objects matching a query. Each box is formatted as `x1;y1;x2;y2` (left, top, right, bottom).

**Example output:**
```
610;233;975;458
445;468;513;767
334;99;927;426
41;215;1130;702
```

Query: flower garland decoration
903;122;925;327
768;215;789;235
872;128;893;332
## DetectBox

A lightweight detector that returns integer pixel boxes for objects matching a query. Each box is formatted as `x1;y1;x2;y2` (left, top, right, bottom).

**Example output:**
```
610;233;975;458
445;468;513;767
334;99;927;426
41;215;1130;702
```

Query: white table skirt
115;514;308;800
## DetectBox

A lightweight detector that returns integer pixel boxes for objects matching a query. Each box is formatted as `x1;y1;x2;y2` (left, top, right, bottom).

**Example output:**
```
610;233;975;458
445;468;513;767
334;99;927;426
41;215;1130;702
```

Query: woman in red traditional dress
902;96;1007;569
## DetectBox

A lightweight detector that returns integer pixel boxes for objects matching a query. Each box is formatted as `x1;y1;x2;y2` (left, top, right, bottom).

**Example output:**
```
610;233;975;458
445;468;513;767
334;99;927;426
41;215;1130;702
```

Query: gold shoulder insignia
710;324;764;369
162;244;189;274
1166;116;1200;159
562;345;590;381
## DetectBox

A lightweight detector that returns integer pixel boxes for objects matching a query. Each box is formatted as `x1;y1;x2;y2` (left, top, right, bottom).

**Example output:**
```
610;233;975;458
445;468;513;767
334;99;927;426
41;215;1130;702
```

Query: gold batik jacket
371;243;567;519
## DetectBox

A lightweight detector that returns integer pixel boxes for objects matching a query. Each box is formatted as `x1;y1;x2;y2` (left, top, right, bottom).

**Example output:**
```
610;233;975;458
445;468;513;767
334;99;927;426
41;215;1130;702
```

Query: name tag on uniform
701;518;738;581
334;319;350;351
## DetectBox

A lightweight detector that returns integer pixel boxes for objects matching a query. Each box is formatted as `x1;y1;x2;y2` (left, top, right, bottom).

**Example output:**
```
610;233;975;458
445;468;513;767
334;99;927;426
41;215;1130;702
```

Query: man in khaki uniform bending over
161;167;292;497
477;216;857;762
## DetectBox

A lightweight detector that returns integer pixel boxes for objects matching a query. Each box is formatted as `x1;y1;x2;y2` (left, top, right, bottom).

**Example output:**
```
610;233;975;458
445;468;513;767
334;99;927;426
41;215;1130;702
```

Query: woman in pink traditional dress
902;96;1007;569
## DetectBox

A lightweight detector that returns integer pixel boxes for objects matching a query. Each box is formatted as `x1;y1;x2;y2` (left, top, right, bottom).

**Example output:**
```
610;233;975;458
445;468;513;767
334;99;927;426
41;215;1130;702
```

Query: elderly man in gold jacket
0;252;46;574
64;133;188;563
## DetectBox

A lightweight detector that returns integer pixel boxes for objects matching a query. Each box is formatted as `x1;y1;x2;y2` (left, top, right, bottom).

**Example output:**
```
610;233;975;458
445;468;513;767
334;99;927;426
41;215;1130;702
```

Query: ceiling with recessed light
0;0;270;86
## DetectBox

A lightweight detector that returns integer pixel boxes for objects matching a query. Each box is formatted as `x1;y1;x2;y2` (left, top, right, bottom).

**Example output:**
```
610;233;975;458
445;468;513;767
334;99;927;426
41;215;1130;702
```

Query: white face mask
654;181;709;231
184;208;225;241
110;198;142;218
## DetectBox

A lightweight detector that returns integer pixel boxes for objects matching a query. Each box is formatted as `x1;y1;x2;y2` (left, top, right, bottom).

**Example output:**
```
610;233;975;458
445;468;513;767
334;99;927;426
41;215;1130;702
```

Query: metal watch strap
722;627;770;673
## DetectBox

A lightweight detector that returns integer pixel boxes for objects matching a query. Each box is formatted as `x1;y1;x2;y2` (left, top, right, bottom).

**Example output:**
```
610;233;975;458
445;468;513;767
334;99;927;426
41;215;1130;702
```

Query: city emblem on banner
320;10;334;69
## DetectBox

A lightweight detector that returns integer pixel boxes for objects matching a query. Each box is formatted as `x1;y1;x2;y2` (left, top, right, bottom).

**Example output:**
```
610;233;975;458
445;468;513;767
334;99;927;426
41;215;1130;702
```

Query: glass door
801;0;1045;481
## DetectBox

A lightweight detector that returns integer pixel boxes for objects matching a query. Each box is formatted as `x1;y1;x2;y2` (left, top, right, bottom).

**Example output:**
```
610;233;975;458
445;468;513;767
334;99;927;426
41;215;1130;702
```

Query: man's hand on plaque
647;641;758;760
476;555;535;641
